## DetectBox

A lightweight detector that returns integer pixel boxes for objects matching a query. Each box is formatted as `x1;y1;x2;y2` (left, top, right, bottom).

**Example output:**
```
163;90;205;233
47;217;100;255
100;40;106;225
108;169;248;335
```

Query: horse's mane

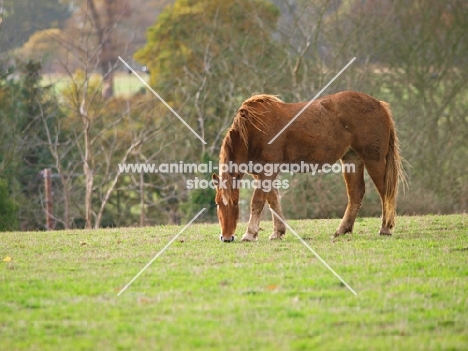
232;93;282;146
220;93;282;165
243;93;283;104
218;94;282;204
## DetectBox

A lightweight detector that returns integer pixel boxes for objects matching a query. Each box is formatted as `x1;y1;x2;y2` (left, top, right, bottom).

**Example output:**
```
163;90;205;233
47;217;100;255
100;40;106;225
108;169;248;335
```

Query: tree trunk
87;0;115;99
140;171;145;227
83;115;93;229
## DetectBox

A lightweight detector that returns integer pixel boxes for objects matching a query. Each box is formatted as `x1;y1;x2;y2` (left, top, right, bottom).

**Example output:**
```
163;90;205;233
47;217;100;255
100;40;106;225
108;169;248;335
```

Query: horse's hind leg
335;151;365;237
266;188;286;240
364;160;395;235
241;187;268;242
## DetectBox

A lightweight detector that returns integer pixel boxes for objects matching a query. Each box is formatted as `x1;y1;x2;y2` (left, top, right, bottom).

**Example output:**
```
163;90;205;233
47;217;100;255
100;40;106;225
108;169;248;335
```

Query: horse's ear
321;98;335;112
239;108;248;118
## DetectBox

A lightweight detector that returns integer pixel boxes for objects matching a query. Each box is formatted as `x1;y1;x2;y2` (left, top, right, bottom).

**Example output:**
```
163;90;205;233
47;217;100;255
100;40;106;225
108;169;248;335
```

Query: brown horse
212;91;406;242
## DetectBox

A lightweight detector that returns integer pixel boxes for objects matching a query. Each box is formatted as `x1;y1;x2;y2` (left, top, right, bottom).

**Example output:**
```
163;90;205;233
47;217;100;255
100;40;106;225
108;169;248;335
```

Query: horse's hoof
379;231;392;236
333;228;352;238
269;232;284;240
241;233;257;242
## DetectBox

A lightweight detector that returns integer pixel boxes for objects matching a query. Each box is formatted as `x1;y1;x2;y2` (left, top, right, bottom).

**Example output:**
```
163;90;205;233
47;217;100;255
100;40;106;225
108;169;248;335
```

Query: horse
212;91;406;242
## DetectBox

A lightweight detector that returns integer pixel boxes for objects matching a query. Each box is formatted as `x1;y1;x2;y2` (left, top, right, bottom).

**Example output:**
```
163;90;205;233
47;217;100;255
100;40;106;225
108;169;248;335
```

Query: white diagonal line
268;57;356;144
118;56;207;145
117;208;206;296
269;208;357;296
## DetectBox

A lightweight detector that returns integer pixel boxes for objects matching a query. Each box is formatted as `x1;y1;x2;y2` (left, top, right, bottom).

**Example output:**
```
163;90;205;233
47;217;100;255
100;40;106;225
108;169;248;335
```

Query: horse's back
258;91;392;163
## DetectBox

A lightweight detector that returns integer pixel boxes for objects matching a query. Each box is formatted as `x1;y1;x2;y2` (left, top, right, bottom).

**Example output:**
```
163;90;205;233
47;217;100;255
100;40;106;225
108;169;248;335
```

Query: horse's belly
283;131;351;164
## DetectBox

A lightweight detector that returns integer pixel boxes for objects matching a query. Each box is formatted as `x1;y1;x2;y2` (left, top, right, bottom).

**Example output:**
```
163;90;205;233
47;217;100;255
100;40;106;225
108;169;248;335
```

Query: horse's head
212;173;239;243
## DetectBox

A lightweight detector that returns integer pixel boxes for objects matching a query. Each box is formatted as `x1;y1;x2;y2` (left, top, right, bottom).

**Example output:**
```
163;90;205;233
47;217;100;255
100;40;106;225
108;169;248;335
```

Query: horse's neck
230;152;248;168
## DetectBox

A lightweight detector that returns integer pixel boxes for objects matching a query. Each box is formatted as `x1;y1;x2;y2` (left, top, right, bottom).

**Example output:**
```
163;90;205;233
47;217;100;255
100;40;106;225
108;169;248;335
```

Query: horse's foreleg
241;188;268;242
267;188;286;240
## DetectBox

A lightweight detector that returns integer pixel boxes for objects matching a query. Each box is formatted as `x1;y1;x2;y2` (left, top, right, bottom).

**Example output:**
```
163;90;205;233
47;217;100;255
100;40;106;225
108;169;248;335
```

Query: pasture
1;214;467;350
41;72;148;97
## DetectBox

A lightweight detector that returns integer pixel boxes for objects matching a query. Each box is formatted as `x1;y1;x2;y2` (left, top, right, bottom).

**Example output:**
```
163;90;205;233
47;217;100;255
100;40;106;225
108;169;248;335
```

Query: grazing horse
212;91;406;242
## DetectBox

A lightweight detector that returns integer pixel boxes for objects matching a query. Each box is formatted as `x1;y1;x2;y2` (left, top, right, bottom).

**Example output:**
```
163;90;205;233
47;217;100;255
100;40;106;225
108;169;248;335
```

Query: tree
0;0;70;52
135;0;289;220
135;0;287;153
2;0;467;232
1;0;181;230
0;178;18;231
342;0;468;212
266;0;468;217
85;0;131;98
0;60;60;230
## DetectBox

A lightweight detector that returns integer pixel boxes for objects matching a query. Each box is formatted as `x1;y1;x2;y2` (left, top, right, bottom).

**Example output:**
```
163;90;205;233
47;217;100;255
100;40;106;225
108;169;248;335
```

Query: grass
1;214;467;350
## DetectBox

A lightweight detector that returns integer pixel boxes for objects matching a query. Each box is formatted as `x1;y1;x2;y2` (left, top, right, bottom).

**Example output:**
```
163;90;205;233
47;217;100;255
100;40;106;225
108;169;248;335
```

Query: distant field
1;214;467;350
41;72;149;97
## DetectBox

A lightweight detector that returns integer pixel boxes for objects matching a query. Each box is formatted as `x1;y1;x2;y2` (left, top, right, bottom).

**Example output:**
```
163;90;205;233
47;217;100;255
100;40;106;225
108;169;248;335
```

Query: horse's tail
380;101;407;222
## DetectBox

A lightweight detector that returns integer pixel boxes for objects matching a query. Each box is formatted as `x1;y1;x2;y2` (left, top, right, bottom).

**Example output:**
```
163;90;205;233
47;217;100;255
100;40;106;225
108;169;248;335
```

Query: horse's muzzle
219;235;235;243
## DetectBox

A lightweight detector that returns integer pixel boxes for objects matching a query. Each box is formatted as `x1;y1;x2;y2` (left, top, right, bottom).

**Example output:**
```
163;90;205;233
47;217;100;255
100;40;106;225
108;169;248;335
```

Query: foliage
135;0;288;152
0;60;59;229
1;0;468;229
180;152;217;221
0;0;71;52
135;0;281;83
274;0;468;217
14;29;64;71
0;178;18;231
135;0;289;220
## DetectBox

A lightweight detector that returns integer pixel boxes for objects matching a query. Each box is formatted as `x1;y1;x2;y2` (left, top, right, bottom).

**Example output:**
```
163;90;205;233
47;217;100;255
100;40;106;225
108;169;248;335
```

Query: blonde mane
221;93;282;164
243;94;283;104
232;94;282;148
219;94;283;204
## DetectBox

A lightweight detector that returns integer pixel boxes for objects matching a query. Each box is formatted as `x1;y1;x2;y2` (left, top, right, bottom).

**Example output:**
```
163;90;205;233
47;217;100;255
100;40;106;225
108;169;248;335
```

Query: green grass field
1;214;467;350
